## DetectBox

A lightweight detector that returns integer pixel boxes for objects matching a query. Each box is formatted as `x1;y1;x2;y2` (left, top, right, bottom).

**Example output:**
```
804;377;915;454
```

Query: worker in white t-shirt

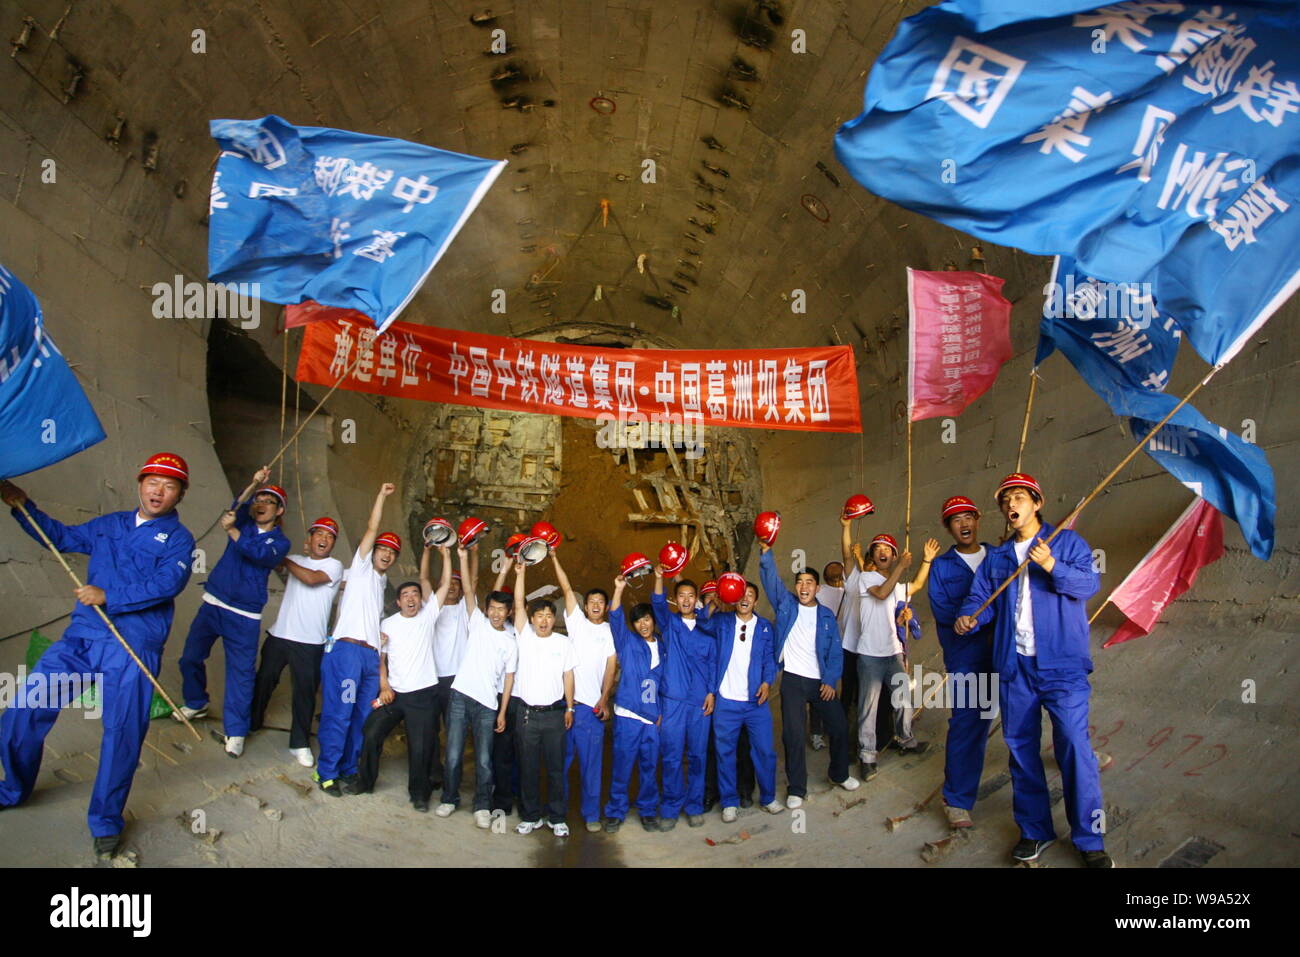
313;483;398;797
437;545;517;829
510;556;576;837
837;520;870;727
251;516;345;768
356;540;453;811
551;550;616;833
854;531;939;780
429;548;474;789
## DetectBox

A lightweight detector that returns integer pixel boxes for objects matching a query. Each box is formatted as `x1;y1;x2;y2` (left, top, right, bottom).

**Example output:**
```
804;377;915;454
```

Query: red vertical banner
907;268;1013;421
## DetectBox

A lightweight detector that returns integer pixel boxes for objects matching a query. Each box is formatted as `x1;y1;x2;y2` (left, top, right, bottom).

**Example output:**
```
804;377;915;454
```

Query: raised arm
357;482;396;558
758;543;794;617
551;549;579;616
513;558;527;633
459;545;476;613
431;544;453;607
840;515;855;569
867;552;912;601
905;538;941;597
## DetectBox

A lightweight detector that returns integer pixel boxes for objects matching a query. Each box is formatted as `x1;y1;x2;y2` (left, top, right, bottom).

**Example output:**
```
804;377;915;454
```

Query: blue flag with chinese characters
0;263;106;478
1037;256;1275;559
835;1;1300;367
208;116;506;334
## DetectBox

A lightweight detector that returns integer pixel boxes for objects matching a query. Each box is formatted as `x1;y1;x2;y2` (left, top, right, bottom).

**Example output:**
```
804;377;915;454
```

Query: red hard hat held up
457;516;488;547
700;580;718;596
517;536;549;565
843;493;875;519
423;517;455;547
753;511;782;546
716;572;746;604
504;532;528;557
620;553;652;579
530;521;562;548
659;541;689;577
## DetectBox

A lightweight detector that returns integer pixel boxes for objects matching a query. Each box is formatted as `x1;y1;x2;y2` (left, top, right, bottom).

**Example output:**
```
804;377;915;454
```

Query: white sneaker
224;736;244;758
548;821;570;837
837;775;861;792
858;749;872;763
721;806;738;823
516;820;543;835
473;809;492;829
435;803;456;818
786;795;804;809
762;800;784;814
173;705;208;722
290;747;314;768
811;734;826;751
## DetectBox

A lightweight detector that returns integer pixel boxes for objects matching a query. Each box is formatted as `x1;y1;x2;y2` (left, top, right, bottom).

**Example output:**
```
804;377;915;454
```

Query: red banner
1103;498;1224;648
284;300;368;329
296;314;863;433
907;269;1013;421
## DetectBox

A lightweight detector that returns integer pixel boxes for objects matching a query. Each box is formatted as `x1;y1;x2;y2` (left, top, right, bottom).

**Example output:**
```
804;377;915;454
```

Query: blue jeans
442;689;497;811
856;652;915;760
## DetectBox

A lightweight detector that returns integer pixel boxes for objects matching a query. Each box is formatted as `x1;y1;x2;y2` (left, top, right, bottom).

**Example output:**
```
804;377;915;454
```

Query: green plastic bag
25;629;174;720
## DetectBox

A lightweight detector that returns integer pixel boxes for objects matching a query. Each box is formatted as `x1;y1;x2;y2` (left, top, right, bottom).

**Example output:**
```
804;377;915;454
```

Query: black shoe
641;816;659;832
603;817;623;834
339;774;364;795
1080;849;1114;869
93;834;120;859
862;762;878;781
702;797;717;813
738;795;754;809
431;780;443;791
658;817;678;832
1012;837;1055;862
314;773;345;797
412;799;430;813
899;740;930;756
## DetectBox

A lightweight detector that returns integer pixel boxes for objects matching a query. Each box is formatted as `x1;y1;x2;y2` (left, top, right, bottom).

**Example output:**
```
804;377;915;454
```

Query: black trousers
516;703;567;824
492;696;520;813
428;674;454;783
779;672;851;796
250;633;323;749
808;650;859;735
705;723;754;804
358;684;439;803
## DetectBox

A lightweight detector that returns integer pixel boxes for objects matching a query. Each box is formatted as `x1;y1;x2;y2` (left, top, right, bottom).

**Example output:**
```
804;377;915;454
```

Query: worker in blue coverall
927;495;997;831
651;564;716;830
601;574;666;833
696;579;783;822
0;452;196;858
176;466;290;757
955;472;1112;869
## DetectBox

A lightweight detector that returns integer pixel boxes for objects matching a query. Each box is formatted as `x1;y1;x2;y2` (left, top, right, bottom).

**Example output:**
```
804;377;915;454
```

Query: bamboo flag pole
12;500;202;741
1088;600;1109;625
1014;368;1038;474
964;364;1221;623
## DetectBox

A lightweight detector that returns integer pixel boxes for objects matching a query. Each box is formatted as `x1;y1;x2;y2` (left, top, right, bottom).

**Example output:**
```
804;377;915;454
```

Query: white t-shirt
451;606;518;710
614;639;660;724
681;617;698;631
958;546;987;574
816;584;845;616
839;567;864;651
856;571;906;658
720;617;757;702
269;555;344;645
781;603;821;680
381;597;441;693
513;625;576;707
433;601;469;677
564;609;616;708
1013;539;1036;657
331;547;387;650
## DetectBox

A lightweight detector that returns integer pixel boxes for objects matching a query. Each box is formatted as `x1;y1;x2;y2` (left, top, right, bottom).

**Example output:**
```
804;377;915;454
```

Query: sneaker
290;747;315;768
687;814;705;828
473;809;491;828
898;740;930;756
1094;750;1114;772
603;817;623;833
1012;837;1055;862
761;800;784;814
786;795;804;810
515;820;543;835
862;762;878;781
858;749;873;764
658;817;677;831
435;803;456;818
640;816;660;832
314;773;343;797
811;734;826;751
412;799;430;813
944;805;974;829
585;820;603;833
1080;849;1114;869
550;822;570;838
338;774;363;795
224;735;245;758
837;776;861;792
172;705;208;722
92;834;120;859
738;795;754;809
721;807;738;823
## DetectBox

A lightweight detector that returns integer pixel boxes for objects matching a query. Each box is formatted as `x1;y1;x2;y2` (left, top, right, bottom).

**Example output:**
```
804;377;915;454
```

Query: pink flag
284;300;371;329
1103;498;1225;648
907;268;1013;421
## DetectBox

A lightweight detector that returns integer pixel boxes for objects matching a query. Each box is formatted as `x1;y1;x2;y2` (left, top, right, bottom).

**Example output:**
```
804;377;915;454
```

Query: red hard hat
700;580;718;596
717;572;747;604
659;541;689;577
869;533;898;557
941;496;981;522
375;532;402;555
843;493;875;519
138;452;189;487
995;472;1043;502
458;516;488;547
309;517;339;537
530;521;562;548
423;517;455;547
254;485;287;508
504;532;528;557
518;536;550;566
620;552;652;579
753;510;782;546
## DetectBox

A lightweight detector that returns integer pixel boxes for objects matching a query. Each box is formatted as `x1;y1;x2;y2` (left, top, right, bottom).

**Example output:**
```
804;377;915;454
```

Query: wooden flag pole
1088;599;1110;625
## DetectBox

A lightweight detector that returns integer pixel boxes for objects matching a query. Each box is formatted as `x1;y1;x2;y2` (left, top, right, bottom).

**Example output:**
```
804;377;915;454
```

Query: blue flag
209;116;506;333
0;264;107;478
1038;256;1275;558
835;1;1300;367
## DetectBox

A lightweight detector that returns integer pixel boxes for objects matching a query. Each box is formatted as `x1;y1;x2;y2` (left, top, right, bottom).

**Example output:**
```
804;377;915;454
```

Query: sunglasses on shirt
739;622;747;642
